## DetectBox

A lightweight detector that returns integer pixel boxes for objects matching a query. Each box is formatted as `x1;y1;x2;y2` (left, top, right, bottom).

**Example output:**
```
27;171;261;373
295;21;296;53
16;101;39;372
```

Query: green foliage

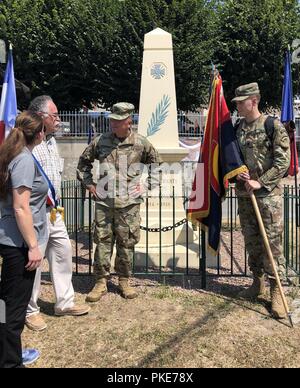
0;0;217;110
164;0;218;110
216;0;300;110
103;0;218;110
0;0;300;110
101;0;167;108
0;0;118;109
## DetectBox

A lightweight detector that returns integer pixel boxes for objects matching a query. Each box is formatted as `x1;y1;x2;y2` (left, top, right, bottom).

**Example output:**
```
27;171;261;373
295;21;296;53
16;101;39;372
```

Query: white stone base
134;244;199;270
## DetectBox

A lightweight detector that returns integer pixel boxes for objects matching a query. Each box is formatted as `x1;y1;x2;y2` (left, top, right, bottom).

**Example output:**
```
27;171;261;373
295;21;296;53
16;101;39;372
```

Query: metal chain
140;218;187;233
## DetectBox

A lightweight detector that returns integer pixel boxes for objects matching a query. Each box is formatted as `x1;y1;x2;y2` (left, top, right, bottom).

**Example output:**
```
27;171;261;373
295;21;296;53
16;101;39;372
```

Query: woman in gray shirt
0;111;48;368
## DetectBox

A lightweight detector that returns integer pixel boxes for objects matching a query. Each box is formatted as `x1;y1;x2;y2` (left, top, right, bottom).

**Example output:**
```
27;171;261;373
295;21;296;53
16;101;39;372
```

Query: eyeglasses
39;111;60;120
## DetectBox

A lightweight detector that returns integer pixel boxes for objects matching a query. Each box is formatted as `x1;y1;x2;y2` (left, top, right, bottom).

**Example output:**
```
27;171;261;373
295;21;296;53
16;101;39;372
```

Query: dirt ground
21;178;300;368
17;176;300;368
22;269;300;369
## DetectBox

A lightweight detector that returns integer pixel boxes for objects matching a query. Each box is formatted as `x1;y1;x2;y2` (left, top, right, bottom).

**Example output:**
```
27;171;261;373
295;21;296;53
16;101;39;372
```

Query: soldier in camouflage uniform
77;103;159;302
232;83;290;319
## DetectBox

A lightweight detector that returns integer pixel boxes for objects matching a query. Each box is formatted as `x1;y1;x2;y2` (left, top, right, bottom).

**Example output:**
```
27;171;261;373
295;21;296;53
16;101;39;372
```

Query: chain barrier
140;218;188;233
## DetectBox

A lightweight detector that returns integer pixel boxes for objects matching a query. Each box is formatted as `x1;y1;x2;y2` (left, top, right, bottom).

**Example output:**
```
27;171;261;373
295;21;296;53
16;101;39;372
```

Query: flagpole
250;193;293;327
281;48;299;225
294;136;298;227
0;41;17;144
288;45;299;226
286;120;299;226
291;122;299;227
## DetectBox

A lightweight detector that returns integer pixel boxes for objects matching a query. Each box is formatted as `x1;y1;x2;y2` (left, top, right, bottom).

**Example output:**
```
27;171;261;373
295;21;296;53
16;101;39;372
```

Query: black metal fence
283;185;300;278
295;117;300;142
61;182;93;275
61;181;206;283
61;181;300;286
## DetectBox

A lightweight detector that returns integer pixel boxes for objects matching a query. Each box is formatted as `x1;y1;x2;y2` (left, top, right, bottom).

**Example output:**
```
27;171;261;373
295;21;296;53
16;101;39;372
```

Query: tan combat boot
238;271;266;300
85;278;108;303
118;277;138;299
270;278;286;319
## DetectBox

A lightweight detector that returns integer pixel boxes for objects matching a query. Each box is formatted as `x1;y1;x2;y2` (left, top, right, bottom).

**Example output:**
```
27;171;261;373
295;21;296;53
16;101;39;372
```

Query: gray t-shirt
0;147;48;247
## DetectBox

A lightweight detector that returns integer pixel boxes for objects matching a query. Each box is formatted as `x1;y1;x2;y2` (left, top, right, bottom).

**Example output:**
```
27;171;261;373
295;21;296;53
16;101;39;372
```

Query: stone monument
135;28;200;271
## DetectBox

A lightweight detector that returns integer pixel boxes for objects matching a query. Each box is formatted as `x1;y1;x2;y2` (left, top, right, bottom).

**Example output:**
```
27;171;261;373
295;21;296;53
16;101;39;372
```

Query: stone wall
56;138;89;181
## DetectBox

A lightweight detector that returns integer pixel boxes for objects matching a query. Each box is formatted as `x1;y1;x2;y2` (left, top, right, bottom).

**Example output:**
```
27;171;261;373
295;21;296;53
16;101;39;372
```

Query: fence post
75;182;78;275
284;186;290;273
159;184;162;274
80;182;85;231
201;229;207;289
88;192;93;275
0;299;6;368
230;185;233;275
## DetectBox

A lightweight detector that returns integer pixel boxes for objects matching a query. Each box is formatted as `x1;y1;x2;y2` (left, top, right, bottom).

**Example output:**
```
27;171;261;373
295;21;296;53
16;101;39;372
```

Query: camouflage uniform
236;114;290;278
77;130;159;279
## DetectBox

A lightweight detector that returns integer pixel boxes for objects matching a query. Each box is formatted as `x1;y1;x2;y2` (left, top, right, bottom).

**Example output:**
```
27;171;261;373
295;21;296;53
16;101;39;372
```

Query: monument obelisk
138;28;187;160
136;28;199;270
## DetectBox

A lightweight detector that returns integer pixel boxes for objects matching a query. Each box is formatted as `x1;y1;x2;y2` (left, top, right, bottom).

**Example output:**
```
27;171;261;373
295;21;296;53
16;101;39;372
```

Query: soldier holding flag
232;83;290;319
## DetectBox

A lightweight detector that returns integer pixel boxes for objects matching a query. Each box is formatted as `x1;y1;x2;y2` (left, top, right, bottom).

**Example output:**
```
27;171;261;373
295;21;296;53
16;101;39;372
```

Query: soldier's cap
108;102;135;120
231;83;260;102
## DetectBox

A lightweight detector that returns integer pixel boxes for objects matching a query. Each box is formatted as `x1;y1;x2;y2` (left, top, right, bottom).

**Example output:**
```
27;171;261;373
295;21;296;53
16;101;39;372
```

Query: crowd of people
0;97;159;368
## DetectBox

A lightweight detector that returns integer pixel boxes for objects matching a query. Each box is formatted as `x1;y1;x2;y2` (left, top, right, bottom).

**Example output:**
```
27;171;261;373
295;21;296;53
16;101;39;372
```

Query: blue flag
281;50;294;122
281;49;298;176
0;45;17;144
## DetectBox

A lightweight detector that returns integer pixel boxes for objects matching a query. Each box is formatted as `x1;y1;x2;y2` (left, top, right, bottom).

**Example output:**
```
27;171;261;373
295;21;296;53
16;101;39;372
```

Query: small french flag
0;44;17;144
46;190;56;208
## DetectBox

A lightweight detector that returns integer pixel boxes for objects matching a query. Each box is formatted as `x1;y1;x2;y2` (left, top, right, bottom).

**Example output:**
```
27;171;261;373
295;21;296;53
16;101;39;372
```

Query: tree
164;0;218;110
0;0;225;111
2;0;299;110
104;0;218;111
100;0;168;109
216;0;300;110
0;0;119;109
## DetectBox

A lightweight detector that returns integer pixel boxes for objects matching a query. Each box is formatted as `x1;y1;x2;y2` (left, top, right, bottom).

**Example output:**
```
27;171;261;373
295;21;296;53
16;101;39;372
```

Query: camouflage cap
109;102;135;120
231;82;260;102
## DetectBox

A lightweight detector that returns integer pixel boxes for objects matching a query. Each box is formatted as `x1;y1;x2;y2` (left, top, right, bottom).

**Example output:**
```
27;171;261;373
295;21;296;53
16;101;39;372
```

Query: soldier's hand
86;184;101;200
129;183;146;199
245;180;262;193
237;172;250;181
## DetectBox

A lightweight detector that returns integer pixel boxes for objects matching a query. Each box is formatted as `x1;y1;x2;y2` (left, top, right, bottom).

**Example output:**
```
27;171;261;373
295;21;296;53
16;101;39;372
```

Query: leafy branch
147;95;171;137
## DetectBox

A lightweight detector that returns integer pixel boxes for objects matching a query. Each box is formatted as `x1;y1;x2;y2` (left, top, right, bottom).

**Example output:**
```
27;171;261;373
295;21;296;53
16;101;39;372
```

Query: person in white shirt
25;96;90;332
